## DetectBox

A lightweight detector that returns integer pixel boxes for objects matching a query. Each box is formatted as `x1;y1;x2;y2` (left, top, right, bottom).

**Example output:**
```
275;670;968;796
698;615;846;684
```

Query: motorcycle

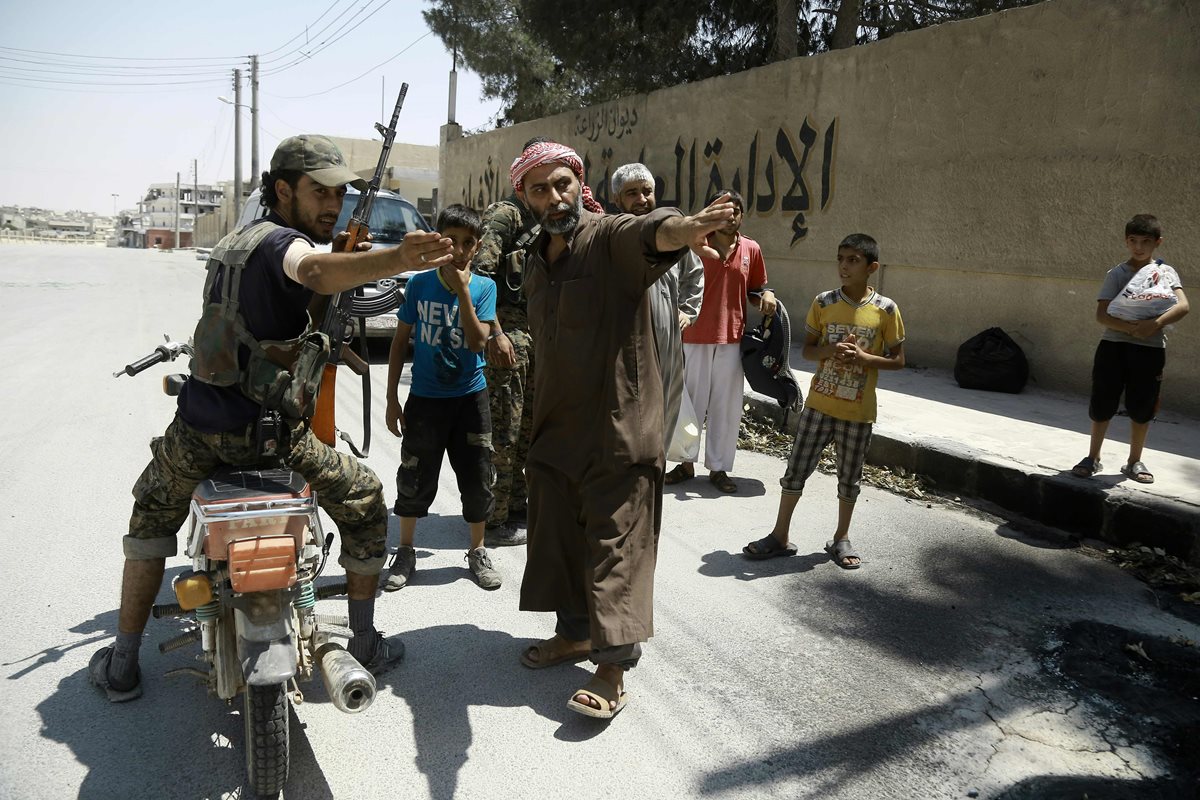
115;337;378;799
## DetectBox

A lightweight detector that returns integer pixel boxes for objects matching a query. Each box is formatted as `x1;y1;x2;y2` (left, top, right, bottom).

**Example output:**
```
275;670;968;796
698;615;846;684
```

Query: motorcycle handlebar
114;340;192;379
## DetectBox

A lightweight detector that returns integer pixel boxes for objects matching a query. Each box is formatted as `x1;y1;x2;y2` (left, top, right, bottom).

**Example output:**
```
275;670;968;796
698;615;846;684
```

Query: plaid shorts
779;406;873;503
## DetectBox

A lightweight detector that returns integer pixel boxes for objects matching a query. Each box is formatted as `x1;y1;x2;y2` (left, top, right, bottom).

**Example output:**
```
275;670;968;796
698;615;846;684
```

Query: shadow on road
386;623;606;800
697;548;826;580
32;600;335;799
664;476;769;502
696;538;1198;796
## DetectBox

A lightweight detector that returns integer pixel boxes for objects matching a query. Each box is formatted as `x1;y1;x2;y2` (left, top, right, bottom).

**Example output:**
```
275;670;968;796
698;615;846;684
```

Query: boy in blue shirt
382;205;501;590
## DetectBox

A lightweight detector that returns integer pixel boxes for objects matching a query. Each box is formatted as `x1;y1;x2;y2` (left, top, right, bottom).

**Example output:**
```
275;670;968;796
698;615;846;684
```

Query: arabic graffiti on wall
573;103;640;142
456;116;838;246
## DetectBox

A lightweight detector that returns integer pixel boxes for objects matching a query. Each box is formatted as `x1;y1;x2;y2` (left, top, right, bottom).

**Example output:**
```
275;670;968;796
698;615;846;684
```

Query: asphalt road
1;244;1196;800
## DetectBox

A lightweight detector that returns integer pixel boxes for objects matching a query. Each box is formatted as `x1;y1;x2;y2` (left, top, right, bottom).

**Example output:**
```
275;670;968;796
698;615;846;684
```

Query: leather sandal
566;675;628;719
1120;461;1154;484
664;464;694;485
709;471;737;493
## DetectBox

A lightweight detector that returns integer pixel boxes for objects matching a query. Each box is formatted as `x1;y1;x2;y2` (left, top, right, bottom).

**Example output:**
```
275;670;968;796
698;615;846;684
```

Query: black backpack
741;297;803;415
954;327;1029;393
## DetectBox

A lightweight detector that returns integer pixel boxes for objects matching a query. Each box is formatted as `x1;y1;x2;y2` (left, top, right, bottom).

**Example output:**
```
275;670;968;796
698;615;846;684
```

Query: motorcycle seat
194;468;310;503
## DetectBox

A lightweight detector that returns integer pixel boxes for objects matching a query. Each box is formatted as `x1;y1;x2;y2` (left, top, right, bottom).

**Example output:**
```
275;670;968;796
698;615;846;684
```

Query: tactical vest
498;221;540;308
189;221;329;420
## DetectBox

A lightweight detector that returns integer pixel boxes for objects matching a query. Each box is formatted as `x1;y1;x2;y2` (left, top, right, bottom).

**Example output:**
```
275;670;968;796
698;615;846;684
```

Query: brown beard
289;196;333;245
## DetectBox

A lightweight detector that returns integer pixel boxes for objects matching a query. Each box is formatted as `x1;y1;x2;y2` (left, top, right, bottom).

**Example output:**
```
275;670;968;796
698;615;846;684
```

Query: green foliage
859;0;1043;42
424;0;1044;125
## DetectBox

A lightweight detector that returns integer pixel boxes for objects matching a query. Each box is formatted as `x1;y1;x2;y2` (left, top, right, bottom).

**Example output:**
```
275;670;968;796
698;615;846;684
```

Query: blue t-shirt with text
398;269;496;398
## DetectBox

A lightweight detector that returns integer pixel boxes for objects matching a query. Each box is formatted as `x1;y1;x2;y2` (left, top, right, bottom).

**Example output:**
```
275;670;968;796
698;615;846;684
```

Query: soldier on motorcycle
90;135;453;701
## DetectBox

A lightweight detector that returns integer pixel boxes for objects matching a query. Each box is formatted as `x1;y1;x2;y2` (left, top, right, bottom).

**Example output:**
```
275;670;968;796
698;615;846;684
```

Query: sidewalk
743;345;1200;563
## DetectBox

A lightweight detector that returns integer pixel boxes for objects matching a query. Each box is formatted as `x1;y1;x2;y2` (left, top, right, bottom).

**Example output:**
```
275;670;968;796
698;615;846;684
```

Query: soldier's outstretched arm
297;231;454;295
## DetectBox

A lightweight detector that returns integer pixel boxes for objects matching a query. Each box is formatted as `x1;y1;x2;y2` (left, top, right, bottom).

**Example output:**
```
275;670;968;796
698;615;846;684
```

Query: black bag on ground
954;327;1029;393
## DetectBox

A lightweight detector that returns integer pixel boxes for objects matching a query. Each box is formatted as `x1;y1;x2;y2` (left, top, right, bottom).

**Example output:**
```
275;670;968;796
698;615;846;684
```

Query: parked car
236;186;433;338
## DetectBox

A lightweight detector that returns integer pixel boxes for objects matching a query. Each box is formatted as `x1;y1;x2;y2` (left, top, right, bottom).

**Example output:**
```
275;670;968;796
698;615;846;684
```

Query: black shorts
393;389;495;522
1088;340;1165;425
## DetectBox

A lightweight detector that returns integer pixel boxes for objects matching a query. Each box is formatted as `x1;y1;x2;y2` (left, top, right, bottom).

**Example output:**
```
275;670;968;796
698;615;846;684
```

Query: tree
830;0;863;49
423;0;582;125
424;0;1043;125
854;0;1043;42
773;0;800;61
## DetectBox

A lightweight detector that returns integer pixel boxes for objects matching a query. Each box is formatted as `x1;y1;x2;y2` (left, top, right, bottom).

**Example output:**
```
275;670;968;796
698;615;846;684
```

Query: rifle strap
353;315;372;458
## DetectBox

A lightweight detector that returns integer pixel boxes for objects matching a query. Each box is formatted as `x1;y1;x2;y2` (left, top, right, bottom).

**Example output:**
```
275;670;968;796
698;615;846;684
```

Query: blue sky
0;0;504;214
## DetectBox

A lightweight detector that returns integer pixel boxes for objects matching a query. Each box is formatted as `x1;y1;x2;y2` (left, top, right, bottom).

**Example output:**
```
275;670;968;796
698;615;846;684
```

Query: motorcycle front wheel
244;682;289;799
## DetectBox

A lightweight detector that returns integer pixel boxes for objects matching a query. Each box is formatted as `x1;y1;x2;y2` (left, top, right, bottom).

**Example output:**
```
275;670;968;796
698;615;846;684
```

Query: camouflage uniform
125;184;388;576
473;194;538;527
126;414;389;575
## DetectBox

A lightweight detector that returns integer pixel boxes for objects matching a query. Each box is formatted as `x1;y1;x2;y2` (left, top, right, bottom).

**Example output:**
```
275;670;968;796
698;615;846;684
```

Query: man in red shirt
667;190;775;493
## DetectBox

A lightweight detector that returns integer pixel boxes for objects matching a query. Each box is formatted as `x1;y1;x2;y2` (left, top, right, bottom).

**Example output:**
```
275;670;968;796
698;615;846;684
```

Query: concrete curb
743;392;1200;563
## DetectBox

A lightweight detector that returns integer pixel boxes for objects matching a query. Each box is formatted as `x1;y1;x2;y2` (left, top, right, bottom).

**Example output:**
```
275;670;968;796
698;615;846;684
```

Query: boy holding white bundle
1072;214;1189;484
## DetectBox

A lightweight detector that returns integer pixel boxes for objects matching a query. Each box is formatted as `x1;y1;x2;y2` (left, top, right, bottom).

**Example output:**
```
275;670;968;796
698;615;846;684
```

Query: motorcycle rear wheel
244;682;289;799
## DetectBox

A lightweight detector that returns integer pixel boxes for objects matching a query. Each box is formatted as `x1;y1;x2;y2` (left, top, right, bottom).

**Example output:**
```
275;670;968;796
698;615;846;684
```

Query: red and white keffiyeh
509;141;604;213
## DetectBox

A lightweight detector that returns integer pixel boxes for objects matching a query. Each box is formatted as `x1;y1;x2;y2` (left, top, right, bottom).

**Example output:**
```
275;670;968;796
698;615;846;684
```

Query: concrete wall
144;228;192;249
439;0;1200;415
194;212;229;249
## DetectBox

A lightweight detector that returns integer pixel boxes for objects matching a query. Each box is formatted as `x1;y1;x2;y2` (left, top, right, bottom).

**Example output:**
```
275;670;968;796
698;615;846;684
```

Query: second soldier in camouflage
473;190;539;546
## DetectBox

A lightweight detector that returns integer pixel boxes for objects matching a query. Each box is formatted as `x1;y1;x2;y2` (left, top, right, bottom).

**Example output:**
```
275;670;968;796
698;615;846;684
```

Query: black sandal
742;534;798;560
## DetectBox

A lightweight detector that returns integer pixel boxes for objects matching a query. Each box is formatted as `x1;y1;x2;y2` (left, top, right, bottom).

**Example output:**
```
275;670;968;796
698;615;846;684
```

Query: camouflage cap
271;135;368;190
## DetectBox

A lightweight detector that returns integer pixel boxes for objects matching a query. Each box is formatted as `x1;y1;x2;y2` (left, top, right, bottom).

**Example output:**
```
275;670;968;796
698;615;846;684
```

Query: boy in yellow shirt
743;233;905;568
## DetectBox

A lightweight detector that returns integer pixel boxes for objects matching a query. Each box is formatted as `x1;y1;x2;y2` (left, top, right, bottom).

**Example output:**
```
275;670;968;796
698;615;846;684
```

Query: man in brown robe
510;141;736;718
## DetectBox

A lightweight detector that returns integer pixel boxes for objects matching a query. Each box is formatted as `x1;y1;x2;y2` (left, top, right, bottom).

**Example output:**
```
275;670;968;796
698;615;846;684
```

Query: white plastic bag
667;385;701;463
1107;262;1180;321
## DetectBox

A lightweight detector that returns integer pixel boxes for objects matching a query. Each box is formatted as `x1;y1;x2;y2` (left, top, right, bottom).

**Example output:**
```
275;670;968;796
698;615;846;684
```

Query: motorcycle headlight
174;571;214;610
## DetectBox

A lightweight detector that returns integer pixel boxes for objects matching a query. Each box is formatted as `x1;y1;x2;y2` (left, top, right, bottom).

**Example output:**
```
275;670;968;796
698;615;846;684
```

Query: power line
0;57;237;79
259;0;364;66
260;104;306;134
0;52;242;73
260;0;395;76
258;0;348;56
267;30;428;98
0;44;244;63
0;0;366;82
0;68;227;87
0;78;218;95
0;0;403;95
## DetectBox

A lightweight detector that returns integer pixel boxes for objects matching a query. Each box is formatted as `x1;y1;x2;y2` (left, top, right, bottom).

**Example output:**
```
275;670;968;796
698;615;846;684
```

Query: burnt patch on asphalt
998;620;1200;799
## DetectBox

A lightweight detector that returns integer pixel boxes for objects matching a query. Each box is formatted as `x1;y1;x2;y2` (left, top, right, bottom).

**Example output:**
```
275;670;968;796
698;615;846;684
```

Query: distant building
46;217;90;237
1;208;27;230
120;181;224;248
0;205;116;244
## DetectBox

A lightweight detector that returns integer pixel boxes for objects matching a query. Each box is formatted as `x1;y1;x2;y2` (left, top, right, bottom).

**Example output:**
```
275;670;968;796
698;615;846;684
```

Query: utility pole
193;158;200;242
233;69;243;223
447;45;458;124
250;55;260;191
174;171;181;249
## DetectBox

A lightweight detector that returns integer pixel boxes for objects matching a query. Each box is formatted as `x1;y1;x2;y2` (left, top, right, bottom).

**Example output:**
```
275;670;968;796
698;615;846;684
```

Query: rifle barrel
349;83;408;233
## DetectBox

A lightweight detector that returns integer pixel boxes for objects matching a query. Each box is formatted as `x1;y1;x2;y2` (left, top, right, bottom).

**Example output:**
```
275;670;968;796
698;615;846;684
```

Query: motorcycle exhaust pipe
315;639;376;714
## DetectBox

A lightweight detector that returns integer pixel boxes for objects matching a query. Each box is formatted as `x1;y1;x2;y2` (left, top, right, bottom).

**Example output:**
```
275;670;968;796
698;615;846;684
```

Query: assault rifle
309;83;409;458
